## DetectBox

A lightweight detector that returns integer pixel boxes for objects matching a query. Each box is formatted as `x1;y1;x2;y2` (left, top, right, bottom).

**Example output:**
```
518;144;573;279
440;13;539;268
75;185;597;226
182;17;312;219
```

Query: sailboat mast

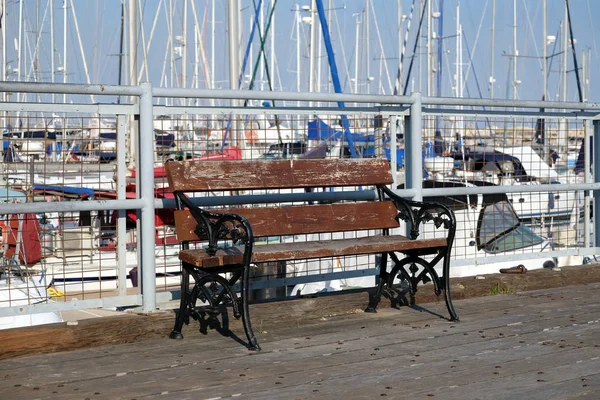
211;0;215;91
455;3;460;99
259;2;264;90
295;3;300;97
365;0;370;94
512;0;517;102
228;0;240;145
117;2;124;103
309;0;317;95
128;0;138;162
62;0;67;104
397;0;402;95
193;3;198;90
1;0;6;126
542;0;547;100
353;12;359;94
562;6;567;102
50;0;55;104
426;0;432;97
182;0;187;92
489;0;495;99
270;0;275;91
17;0;23;102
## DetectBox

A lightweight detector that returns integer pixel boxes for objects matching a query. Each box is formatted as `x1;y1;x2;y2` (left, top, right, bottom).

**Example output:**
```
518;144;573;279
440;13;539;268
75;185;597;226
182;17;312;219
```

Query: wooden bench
165;158;458;350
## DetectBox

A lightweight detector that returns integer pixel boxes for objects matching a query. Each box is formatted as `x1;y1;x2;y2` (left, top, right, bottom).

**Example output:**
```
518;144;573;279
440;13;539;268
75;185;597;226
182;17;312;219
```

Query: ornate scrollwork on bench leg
379;185;459;321
172;193;262;350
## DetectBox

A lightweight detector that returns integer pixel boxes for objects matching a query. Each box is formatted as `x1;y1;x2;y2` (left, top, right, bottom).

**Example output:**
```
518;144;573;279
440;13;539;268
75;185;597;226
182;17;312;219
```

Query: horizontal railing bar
152;87;600;111
154;189;422;209
423;108;598;120
153;87;416;104
0;199;145;214
0;102;138;115
152;105;410;117
153;183;595;210
422;95;600;110
419;183;600;197
0;82;145;96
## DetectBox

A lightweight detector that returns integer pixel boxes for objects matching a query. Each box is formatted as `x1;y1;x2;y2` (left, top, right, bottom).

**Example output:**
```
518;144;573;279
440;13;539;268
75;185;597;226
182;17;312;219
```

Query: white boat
0;259;63;330
425;146;580;225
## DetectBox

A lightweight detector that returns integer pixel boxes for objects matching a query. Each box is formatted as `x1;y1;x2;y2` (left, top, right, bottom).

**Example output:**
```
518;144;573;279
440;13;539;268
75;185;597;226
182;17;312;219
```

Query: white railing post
406;92;423;202
139;82;157;312
593;120;600;249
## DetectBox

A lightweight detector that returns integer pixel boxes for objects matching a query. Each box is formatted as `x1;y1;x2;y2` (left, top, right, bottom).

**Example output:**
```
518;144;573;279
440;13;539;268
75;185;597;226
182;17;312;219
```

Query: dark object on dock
164;158;458;351
500;265;528;274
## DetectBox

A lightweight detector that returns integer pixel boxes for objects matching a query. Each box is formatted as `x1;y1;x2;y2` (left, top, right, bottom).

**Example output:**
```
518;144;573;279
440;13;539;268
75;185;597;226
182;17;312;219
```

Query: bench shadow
372;285;448;320
175;306;249;349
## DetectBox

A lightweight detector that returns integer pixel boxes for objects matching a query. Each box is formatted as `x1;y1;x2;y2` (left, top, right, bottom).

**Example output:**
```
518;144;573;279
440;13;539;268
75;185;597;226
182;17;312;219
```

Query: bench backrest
165;159;393;191
165;158;398;241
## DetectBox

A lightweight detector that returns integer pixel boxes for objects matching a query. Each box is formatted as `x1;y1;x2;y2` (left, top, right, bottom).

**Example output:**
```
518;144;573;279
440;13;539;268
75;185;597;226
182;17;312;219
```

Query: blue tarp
307;119;374;143
32;184;95;199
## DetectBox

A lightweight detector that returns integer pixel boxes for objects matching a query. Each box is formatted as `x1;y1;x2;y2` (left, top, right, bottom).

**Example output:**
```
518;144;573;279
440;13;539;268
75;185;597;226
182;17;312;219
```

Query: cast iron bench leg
241;263;261;351
169;264;190;339
442;255;459;321
365;252;389;312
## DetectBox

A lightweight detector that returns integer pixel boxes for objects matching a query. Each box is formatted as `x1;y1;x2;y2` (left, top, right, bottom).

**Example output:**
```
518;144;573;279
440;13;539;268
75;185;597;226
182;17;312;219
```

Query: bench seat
179;235;448;268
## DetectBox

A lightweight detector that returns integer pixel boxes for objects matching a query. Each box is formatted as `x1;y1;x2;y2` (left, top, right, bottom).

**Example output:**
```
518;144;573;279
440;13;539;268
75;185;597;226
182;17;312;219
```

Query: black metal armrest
380;185;456;245
175;192;255;258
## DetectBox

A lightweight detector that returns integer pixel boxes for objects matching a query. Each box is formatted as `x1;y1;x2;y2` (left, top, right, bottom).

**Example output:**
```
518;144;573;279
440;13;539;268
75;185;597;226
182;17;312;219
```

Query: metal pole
594;120;600;249
542;0;547;101
562;9;568;102
309;0;317;95
117;114;128;296
182;0;187;91
406;92;423;201
426;0;432;98
2;0;6;124
139;82;156;312
490;0;495;99
512;0;517;102
390;115;398;187
228;0;240;145
353;13;360;94
50;0;55;104
63;0;67;105
128;0;139;164
584;119;592;249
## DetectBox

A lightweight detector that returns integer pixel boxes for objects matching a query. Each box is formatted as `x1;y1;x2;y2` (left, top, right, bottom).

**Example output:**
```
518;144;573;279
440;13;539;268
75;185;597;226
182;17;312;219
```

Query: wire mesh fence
0;93;596;324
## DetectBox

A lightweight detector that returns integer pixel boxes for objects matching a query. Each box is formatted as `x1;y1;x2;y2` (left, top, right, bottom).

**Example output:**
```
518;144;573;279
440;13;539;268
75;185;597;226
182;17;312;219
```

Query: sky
2;0;600;104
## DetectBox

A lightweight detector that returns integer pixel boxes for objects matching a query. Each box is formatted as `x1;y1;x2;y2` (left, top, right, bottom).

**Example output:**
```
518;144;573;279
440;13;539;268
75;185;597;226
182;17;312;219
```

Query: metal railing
0;82;598;321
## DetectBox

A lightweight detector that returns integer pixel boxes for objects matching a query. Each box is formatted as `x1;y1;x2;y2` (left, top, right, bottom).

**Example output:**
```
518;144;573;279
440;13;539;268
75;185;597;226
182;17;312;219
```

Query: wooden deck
1;281;600;399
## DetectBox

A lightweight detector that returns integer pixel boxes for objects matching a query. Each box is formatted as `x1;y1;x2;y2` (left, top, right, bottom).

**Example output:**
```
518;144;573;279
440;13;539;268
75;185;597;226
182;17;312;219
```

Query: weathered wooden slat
174;201;400;241
178;235;447;268
165;158;393;192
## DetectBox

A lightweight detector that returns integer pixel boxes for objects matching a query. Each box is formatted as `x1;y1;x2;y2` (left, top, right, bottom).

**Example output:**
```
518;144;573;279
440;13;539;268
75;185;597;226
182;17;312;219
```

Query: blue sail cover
32;185;95;199
307;119;373;143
